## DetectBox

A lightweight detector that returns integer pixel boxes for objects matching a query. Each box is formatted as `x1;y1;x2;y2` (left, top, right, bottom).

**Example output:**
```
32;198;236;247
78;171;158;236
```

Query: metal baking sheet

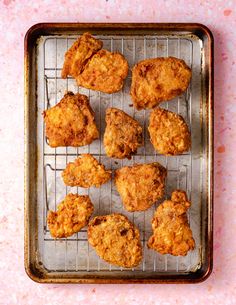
24;23;213;283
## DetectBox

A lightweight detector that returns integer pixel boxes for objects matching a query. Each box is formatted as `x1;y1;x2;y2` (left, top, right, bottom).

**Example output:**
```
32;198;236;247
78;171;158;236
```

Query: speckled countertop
0;0;235;304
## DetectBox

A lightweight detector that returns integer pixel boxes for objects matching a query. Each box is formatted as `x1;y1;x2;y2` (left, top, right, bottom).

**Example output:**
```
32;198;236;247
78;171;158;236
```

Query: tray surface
24;23;213;283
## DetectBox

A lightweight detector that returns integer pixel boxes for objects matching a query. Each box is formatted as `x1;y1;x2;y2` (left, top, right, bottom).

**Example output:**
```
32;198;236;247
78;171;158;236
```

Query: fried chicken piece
147;190;195;256
47;193;94;238
61;32;103;79
130;57;191;110
62;154;111;188
76;49;129;93
43;92;99;147
148;108;191;155
61;33;129;93
88;213;142;268
115;163;166;212
104;108;143;159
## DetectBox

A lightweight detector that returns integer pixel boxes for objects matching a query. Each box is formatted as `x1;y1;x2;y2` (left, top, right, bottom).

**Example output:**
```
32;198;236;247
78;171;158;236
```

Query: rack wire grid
36;34;203;274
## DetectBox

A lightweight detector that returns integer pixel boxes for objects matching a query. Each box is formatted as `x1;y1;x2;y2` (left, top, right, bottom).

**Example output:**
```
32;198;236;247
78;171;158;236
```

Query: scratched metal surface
35;33;205;277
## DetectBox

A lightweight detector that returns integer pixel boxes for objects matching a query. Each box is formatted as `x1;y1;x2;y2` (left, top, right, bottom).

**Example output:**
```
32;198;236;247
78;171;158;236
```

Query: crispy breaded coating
88;213;142;268
115;163;167;212
147;190;195;256
130;57;191;110
62;154;111;188
61;33;128;93
61;32;103;79
148;108;191;155
104;108;143;159
47;193;94;238
76;49;129;93
43;92;99;147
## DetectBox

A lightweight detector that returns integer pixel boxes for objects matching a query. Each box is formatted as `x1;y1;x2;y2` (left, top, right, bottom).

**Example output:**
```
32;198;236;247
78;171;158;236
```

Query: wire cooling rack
37;34;202;274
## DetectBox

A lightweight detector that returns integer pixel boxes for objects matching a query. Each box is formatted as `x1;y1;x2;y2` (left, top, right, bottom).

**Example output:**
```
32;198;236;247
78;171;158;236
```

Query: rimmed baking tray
24;23;213;283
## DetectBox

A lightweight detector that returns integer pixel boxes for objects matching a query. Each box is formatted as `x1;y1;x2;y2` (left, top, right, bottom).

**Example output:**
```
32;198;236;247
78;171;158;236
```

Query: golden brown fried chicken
47;193;94;238
61;33;128;93
61;32;103;79
76;49;129;93
147;190;195;256
130;57;191;110
148;108;191;155
62;154;111;188
104;108;143;159
43;92;99;147
88;213;142;268
115;163;166;212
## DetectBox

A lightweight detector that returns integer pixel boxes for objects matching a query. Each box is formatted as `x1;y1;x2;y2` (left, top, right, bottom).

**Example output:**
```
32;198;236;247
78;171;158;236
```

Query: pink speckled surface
0;0;235;304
